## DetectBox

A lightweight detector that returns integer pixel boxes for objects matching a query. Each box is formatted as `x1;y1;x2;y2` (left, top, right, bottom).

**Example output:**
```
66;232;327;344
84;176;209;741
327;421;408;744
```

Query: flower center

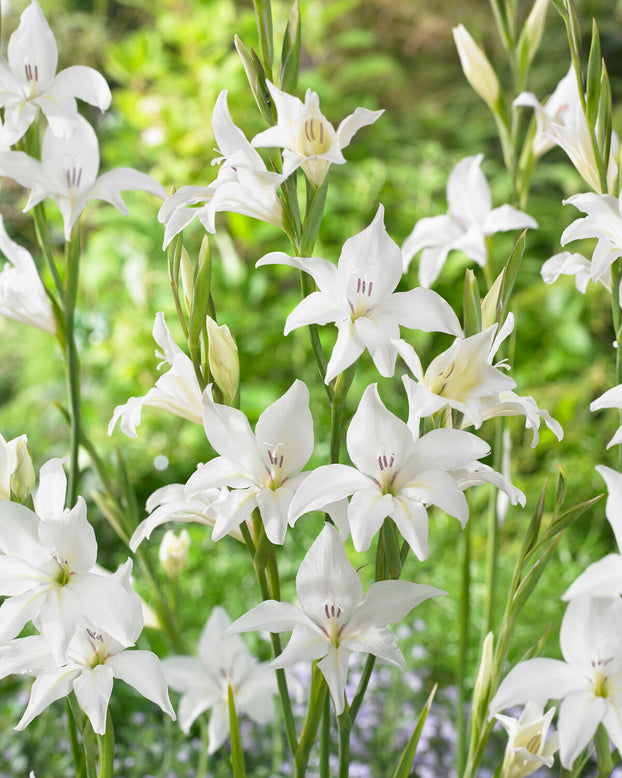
349;276;374;319
322;601;344;647
85;627;109;667
65;167;83;191
592;657;614;698
54;555;72;586
525;733;542;755
23;58;39;99
266;444;287;488
299;115;333;156
376;451;397;494
429;360;456;397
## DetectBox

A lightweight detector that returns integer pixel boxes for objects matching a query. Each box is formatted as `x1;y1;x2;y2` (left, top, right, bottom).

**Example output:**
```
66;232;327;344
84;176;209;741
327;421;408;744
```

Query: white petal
107;649;175;720
15;665;81;730
74;665;114;735
490;658;586;715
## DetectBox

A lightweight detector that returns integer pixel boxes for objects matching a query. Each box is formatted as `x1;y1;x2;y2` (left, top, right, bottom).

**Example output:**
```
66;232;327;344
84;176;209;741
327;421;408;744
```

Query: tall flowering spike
0;1;111;145
490;596;622;769
561;191;622;283
158;90;285;248
108;312;203;439
227;524;446;715
401;155;538;285
187;379;314;545
289;384;491;559
258;205;462;383
562;465;622;600
0;619;175;735
0;115;166;241
251;80;383;186
162;607;277;754
515;66;619;193
0;214;56;335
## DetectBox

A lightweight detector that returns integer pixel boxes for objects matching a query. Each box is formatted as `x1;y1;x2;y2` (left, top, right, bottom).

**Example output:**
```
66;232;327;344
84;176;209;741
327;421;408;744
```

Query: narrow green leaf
300;173;329;255
518;623;552;663
597;61;612;178
280;0;301;93
518;479;547;563
188;236;212;366
555;465;566;509
535;493;603;551
549;0;566;17
586;19;602;125
392;684;438;778
512;537;562;614
497;231;525;324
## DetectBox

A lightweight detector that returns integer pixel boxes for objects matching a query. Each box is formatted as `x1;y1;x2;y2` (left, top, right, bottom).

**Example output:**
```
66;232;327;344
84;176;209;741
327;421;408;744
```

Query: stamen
86;628;104;643
525;734;541;754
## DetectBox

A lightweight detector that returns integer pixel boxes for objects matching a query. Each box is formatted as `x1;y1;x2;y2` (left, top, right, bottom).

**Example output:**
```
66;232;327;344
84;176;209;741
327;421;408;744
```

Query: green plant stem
456;518;472;777
96;713;115;778
64;230;82;507
296;665;328;777
350;654;376;722
319;691;330;778
484;420;504;634
228;684;246;778
65;698;85;778
337;710;351;778
329;364;357;464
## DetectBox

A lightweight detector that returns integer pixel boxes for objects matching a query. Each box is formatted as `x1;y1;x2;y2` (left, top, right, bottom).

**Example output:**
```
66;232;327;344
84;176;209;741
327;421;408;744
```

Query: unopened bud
206;316;239;405
180;246;194;316
481;270;504;329
472;631;494;719
159;529;191;579
10;435;35;502
453;25;500;110
524;0;549;61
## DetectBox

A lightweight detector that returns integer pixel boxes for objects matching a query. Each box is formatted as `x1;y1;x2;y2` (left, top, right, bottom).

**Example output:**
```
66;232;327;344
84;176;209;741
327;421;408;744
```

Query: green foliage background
1;0;622;774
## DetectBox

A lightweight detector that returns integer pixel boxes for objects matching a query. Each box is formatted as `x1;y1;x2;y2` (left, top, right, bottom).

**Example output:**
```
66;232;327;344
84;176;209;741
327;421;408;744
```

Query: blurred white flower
159;529;191;579
561;191;622;283
563;465;622;600
163;606;276;753
0;115;166;240
515;66;619;193
108;312;202;438
0;214;55;334
227;524;445;715
0;1;111;145
0;432;33;501
252;80;383;187
258;205;462;383
401;155;537;285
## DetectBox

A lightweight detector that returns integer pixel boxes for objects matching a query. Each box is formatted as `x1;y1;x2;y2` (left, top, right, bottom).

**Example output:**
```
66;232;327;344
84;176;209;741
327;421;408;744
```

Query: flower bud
179;245;194;316
159;529;191;579
453;24;500;110
523;0;549;63
472;631;494;722
206;315;239;405
10;435;35;502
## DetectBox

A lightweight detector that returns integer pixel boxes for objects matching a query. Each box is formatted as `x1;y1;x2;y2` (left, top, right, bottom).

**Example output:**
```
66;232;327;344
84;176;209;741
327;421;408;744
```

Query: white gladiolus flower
251;81;383;187
0;215;55;335
0;1;111;145
108;312;202;438
401;155;538;285
490;595;622;769
227;524;446;715
495;701;559;778
258;205;463;383
452;25;500;110
162;607;276;753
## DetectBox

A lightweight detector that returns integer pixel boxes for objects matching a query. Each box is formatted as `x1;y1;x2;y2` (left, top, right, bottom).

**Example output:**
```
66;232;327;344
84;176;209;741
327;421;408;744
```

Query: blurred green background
1;0;622;774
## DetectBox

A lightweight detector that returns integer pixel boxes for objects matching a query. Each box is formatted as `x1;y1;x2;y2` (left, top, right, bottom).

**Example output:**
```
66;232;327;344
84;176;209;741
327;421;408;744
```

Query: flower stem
329;364;357;465
228;684;247;778
337;709;351;778
64;228;82;507
456;517;472;777
96;712;115;778
319;691;330;778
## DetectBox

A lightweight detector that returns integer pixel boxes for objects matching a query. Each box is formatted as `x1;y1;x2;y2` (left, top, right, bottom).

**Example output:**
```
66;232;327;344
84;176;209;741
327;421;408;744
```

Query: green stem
319;691;330;778
484;420;504;635
65;698;85;778
64;228;82;507
228;684;246;778
456;518;472;777
350;654;376;722
337;710;351;778
329;364;357;464
96;712;115;778
295;665;328;776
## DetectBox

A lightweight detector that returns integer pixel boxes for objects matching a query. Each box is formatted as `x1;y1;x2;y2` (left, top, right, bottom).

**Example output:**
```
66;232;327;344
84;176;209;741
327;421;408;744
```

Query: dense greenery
1;0;621;775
